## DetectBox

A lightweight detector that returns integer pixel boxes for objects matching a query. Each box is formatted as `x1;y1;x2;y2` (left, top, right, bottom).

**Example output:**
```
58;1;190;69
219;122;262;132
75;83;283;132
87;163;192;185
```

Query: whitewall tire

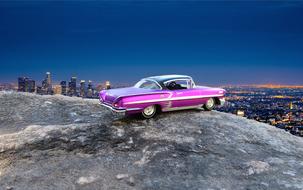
142;105;157;118
203;98;215;111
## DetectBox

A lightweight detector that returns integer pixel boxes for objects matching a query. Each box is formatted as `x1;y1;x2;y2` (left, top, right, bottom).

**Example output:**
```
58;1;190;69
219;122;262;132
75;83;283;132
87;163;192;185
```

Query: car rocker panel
99;75;226;118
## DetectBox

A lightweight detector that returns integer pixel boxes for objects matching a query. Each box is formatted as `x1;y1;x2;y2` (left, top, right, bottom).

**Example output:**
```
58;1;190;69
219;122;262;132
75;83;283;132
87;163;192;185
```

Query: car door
168;79;201;108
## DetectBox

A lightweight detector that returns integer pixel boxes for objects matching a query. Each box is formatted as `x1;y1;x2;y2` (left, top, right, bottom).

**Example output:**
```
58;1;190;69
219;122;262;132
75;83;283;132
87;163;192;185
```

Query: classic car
99;75;226;118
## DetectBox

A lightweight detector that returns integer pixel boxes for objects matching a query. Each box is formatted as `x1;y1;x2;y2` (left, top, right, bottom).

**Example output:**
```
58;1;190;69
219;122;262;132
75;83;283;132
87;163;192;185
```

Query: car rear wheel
203;97;215;111
142;105;157;119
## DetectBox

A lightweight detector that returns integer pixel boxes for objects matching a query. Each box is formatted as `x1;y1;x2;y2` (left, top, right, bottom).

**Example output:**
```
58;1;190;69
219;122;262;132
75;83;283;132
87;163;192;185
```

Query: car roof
145;75;192;83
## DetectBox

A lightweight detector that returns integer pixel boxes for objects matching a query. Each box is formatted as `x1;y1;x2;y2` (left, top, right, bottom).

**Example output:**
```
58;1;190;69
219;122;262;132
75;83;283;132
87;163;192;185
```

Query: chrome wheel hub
143;105;155;116
206;98;214;108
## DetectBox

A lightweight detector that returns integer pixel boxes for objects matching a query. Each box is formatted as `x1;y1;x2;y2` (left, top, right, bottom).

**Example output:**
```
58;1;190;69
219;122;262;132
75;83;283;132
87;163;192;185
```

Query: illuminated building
60;81;67;95
87;80;93;98
53;85;62;95
68;77;77;96
289;102;293;110
18;77;27;92
42;72;52;94
42;79;47;93
236;110;245;117
80;80;86;97
105;81;111;89
18;77;35;93
27;79;35;93
46;72;51;86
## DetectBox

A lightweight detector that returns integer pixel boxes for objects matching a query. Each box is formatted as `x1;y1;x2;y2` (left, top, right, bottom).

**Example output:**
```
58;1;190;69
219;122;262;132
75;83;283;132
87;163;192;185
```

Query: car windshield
134;80;161;90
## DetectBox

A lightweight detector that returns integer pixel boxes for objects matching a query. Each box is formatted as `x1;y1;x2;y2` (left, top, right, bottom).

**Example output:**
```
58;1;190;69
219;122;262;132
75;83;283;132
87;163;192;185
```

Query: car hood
100;87;160;104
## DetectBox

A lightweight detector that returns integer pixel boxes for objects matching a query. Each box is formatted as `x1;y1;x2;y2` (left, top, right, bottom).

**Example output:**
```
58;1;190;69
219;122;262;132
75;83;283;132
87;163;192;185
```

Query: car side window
135;80;161;90
165;80;190;90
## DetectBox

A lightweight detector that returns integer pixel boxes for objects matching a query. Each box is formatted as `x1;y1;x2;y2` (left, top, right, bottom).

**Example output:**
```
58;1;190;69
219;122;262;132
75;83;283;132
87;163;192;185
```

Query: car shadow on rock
118;108;208;121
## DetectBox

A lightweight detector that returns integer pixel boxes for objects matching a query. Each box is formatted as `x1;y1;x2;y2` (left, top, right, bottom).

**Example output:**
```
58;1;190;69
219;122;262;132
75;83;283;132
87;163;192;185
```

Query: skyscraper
18;77;35;93
27;79;35;93
42;72;52;94
80;80;86;97
18;77;26;92
87;80;93;98
60;81;67;95
46;72;51;86
42;79;47;93
105;81;111;89
68;77;77;96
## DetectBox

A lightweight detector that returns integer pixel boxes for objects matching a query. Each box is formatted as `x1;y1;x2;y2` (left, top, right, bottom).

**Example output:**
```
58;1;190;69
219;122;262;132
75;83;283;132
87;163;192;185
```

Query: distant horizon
1;72;303;87
1;72;303;86
1;1;303;84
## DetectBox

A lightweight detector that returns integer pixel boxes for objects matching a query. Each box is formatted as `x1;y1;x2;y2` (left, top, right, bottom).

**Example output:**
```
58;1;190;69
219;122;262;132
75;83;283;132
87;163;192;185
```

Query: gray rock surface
0;91;303;190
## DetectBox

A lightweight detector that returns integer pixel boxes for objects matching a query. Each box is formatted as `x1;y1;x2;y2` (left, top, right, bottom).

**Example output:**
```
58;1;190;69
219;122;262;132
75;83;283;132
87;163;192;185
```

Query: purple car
99;75;226;118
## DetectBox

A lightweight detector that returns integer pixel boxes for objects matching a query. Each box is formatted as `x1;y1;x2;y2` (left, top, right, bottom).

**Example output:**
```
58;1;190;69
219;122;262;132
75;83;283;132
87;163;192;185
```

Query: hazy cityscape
217;85;303;137
0;72;302;138
0;72;112;99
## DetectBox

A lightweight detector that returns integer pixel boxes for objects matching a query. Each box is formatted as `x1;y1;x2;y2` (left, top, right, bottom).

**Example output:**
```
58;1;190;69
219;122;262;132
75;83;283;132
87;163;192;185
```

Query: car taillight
113;103;119;107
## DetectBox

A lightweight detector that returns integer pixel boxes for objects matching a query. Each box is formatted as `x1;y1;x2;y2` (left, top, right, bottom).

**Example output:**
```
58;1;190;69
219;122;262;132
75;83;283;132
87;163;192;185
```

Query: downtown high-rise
18;77;35;93
68;77;77;96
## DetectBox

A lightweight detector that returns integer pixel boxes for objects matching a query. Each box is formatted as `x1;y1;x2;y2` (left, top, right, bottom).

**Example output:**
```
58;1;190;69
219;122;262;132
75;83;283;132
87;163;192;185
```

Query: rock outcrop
0;91;303;190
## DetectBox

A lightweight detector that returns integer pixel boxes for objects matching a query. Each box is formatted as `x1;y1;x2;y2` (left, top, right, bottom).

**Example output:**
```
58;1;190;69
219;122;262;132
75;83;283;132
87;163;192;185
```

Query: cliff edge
0;91;303;190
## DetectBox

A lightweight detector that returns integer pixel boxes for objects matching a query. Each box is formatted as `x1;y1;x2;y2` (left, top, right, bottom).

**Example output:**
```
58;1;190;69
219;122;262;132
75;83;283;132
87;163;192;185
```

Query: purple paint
99;75;226;118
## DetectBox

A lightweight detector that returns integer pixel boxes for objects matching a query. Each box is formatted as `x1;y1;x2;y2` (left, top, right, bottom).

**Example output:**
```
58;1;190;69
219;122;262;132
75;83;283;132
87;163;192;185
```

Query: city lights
217;86;303;137
2;73;303;137
16;72;111;99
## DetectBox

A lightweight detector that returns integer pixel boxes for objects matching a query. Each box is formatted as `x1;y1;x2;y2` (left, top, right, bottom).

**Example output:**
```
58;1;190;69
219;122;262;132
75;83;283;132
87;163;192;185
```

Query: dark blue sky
0;1;303;85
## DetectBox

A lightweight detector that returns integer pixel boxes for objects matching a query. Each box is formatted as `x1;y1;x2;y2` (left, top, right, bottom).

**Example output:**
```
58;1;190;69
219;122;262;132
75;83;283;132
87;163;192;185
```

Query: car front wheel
203;97;215;111
142;105;157;118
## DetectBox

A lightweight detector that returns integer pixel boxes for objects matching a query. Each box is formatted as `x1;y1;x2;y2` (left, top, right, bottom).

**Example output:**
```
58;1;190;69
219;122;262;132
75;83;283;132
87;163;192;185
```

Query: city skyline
16;71;111;98
1;1;303;84
5;71;303;87
10;71;303;88
13;71;118;87
12;71;303;138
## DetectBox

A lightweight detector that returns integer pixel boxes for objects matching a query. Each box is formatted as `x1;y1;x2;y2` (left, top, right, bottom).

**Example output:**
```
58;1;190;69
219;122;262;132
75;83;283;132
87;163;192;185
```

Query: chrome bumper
99;102;142;115
99;102;126;113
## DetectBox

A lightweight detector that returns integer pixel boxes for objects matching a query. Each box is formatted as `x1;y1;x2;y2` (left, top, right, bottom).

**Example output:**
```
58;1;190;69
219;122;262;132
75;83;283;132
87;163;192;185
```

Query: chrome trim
163;78;191;84
100;102;126;113
134;79;163;90
115;91;173;100
126;107;142;111
191;78;196;88
162;104;203;112
100;102;142;113
124;94;224;105
146;79;163;90
147;74;191;80
163;78;192;89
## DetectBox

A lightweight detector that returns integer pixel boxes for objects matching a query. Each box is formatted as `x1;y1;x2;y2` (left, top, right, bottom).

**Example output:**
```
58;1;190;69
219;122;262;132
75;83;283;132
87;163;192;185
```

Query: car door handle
176;92;183;95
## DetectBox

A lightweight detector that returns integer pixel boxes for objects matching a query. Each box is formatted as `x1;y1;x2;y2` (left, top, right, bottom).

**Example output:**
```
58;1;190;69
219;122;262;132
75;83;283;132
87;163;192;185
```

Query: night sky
0;1;303;85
